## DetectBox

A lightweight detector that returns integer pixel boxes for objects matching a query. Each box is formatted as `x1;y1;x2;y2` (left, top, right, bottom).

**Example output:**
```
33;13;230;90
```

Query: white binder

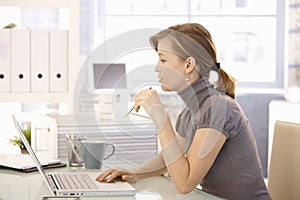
49;30;68;92
11;29;30;92
0;29;11;92
31;29;49;92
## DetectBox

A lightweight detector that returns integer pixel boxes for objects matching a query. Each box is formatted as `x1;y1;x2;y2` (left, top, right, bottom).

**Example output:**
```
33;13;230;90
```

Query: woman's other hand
95;168;138;184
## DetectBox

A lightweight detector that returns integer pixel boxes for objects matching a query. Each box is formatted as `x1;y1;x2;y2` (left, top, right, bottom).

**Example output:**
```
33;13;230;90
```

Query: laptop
13;116;136;197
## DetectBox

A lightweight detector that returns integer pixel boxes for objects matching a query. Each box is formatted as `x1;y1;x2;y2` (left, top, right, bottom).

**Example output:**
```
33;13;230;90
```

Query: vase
21;149;29;154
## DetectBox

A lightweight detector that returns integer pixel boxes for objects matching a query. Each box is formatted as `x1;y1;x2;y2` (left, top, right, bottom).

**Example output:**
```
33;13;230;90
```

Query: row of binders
0;29;69;93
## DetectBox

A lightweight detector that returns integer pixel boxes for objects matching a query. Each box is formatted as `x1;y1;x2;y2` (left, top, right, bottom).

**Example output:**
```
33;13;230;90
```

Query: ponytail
215;67;236;99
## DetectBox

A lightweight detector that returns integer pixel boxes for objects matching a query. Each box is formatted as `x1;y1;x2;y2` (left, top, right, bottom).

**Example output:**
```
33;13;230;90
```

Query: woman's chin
161;85;171;91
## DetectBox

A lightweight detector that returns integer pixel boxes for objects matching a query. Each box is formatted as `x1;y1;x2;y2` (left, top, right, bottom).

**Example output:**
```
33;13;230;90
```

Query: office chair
268;120;300;200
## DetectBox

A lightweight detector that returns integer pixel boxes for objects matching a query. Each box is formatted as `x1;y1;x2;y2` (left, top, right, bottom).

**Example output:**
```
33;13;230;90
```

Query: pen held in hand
124;86;152;117
124;106;135;117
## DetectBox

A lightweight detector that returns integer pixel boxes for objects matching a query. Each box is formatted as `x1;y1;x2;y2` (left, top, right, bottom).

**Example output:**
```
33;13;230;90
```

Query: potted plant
9;127;31;154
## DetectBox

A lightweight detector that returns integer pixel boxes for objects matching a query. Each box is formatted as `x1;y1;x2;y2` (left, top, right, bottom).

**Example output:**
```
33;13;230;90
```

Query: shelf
0;92;72;103
0;0;79;112
0;0;75;7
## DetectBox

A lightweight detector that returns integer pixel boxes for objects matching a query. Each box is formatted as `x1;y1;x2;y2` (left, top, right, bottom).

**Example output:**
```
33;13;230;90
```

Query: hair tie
211;63;220;72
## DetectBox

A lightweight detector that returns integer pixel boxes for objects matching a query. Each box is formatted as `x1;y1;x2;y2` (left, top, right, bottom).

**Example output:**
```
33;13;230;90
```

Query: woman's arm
134;131;186;179
133;155;167;179
96;153;166;183
133;88;227;193
96;132;186;183
158;116;226;194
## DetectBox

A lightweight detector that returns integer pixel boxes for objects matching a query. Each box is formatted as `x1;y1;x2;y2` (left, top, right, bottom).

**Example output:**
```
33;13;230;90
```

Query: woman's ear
185;57;196;73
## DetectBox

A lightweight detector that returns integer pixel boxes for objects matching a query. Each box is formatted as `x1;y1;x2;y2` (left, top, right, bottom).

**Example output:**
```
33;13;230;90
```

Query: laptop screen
13;116;55;195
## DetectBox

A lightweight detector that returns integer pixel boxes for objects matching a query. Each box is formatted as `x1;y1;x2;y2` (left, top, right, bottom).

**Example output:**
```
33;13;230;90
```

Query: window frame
91;0;287;90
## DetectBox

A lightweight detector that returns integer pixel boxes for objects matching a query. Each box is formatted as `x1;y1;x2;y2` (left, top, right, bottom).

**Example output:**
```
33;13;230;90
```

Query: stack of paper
0;153;66;173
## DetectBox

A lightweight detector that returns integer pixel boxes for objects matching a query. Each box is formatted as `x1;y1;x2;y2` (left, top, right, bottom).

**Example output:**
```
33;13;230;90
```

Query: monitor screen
93;63;127;89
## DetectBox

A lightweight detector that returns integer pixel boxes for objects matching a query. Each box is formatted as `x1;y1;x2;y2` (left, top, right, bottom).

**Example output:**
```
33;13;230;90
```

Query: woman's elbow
175;185;195;194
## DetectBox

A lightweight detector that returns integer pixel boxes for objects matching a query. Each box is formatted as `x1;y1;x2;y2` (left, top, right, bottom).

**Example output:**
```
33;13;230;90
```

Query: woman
96;23;271;200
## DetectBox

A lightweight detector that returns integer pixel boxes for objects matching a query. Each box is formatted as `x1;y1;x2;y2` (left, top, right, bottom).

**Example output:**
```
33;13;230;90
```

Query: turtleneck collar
177;78;217;114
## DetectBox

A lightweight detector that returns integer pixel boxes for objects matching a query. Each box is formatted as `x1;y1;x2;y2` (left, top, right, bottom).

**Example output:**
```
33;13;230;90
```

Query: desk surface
0;157;223;200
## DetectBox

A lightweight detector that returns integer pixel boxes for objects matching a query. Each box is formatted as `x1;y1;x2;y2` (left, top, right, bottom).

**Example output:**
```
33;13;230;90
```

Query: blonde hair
150;23;236;99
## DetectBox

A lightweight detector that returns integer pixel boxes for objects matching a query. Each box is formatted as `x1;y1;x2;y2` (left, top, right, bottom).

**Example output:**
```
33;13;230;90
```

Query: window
87;0;286;90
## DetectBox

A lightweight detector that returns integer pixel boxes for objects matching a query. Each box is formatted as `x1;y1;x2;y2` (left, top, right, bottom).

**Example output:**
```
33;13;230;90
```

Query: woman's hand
134;89;168;131
134;88;162;114
95;168;138;184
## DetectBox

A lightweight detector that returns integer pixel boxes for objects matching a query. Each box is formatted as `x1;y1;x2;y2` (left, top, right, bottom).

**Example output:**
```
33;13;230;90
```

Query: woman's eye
159;59;166;63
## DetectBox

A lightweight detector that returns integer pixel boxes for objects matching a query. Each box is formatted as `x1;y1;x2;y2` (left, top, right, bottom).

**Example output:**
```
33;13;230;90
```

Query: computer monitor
93;63;127;90
91;63;128;118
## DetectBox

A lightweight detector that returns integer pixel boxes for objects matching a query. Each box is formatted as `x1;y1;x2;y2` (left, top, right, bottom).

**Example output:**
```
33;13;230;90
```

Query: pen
124;105;135;117
124;86;152;117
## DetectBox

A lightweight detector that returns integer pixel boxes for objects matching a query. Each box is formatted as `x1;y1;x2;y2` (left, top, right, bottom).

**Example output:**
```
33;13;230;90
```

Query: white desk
0;157;223;200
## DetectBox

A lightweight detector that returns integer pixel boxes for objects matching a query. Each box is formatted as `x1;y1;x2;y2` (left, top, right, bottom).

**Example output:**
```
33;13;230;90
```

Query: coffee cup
81;140;115;169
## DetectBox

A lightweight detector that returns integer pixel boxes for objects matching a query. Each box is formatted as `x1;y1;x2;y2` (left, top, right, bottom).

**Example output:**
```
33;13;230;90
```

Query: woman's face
154;40;187;92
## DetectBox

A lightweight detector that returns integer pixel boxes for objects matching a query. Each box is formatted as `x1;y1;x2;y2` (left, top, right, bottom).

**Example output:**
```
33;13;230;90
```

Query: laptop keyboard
54;173;98;190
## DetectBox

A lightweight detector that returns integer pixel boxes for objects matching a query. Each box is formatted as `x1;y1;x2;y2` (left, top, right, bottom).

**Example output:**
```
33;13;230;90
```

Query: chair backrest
268;120;300;200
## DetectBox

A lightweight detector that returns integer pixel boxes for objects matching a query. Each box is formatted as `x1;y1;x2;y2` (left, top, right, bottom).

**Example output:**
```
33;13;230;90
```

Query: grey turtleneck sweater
175;78;271;200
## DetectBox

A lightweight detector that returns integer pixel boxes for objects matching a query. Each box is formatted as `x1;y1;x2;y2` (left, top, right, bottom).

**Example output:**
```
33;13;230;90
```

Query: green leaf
8;128;31;150
3;23;17;29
